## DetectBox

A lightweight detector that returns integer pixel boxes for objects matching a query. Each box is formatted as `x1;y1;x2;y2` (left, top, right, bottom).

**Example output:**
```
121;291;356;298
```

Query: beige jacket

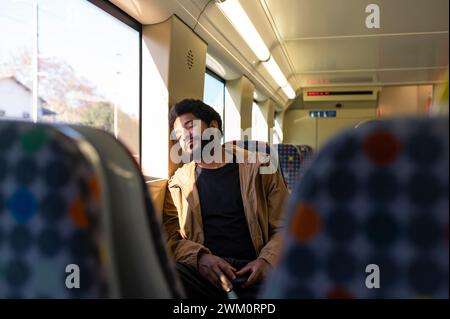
163;146;288;269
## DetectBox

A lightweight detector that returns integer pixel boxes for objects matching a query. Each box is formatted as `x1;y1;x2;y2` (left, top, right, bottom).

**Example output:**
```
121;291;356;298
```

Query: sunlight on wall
252;101;268;142
141;37;169;179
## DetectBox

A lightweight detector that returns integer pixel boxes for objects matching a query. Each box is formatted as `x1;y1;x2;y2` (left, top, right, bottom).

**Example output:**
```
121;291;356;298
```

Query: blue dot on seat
7;188;38;224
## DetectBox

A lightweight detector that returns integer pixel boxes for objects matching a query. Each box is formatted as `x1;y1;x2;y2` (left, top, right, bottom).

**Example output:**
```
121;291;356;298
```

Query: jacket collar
168;144;271;190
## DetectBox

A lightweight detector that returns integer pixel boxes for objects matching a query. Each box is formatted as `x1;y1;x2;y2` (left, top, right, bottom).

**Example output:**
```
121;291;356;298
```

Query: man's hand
198;253;237;292
235;258;272;288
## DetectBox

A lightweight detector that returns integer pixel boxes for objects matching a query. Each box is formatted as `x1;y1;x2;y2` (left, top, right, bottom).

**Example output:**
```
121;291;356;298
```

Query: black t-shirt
195;163;257;261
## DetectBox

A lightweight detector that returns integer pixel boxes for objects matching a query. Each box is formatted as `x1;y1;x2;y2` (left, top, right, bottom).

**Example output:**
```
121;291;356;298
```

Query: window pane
203;72;225;133
0;0;33;120
0;0;140;162
38;0;140;162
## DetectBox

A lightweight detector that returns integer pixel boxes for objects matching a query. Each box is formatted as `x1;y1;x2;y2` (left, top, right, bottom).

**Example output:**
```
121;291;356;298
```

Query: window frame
87;0;142;32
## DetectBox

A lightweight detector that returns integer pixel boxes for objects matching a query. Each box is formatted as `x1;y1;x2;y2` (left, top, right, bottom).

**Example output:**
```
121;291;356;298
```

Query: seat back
71;125;184;298
0;121;109;298
276;144;314;192
0;121;183;298
262;116;449;298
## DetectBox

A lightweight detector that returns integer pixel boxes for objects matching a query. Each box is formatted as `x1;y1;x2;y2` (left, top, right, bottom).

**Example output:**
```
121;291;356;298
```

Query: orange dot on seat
89;176;101;201
363;130;402;166
70;197;89;228
290;202;321;242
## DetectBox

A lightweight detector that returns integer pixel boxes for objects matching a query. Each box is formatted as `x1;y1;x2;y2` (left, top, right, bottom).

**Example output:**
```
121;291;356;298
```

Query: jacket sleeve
162;185;211;269
258;167;289;266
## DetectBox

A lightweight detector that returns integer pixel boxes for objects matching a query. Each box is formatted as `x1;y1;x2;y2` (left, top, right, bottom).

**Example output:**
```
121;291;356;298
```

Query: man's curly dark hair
169;99;223;134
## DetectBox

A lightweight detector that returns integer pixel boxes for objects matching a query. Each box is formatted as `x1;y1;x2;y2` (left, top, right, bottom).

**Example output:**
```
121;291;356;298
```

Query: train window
203;69;225;136
0;0;140;162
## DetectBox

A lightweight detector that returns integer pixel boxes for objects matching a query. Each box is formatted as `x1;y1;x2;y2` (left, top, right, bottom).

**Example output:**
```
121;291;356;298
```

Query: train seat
261;116;449;298
276;144;314;192
0;121;183;298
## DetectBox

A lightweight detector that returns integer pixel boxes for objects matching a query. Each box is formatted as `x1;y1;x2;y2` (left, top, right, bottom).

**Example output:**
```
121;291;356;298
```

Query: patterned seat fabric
262;116;449;298
0;121;107;298
276;144;314;192
228;140;287;185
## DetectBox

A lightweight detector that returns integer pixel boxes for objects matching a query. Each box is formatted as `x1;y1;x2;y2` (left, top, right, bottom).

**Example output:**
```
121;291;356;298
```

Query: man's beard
185;135;221;163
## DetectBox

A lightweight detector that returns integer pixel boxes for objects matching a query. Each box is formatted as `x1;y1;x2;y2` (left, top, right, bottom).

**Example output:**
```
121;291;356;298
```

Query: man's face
173;113;212;156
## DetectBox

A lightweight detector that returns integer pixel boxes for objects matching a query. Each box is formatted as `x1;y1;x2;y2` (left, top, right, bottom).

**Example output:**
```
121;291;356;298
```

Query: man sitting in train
163;99;288;299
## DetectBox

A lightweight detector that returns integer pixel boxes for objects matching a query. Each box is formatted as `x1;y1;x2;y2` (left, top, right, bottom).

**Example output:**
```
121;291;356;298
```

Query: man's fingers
242;269;259;288
236;264;252;276
213;266;232;292
200;267;212;281
219;260;236;273
219;263;236;281
204;270;219;288
201;265;220;289
219;273;233;292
